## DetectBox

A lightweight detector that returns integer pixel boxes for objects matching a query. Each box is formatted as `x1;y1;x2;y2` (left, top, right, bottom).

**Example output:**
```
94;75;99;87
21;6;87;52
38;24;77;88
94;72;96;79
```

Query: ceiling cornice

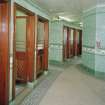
26;0;51;17
83;3;105;14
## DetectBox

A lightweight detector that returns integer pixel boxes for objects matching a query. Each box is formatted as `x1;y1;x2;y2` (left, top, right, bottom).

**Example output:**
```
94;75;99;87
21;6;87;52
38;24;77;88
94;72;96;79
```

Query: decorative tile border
95;49;105;55
49;43;63;49
77;64;105;80
82;47;95;54
82;47;105;56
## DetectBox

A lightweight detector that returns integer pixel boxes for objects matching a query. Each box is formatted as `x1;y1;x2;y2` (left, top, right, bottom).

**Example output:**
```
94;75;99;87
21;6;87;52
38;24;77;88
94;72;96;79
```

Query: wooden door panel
27;16;35;82
63;27;70;59
79;30;82;55
0;3;9;105
67;28;70;58
63;28;67;59
36;49;44;76
44;22;49;70
44;47;48;69
73;29;78;56
15;17;27;83
69;29;74;57
15;52;27;82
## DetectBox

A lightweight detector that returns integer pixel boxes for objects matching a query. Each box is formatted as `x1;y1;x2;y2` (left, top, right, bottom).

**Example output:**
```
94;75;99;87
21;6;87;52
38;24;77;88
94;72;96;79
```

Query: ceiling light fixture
79;22;83;27
59;16;74;22
79;22;83;25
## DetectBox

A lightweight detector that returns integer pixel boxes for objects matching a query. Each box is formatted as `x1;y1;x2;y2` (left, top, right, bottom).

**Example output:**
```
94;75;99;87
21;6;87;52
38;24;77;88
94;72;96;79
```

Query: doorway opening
36;16;49;78
12;3;35;99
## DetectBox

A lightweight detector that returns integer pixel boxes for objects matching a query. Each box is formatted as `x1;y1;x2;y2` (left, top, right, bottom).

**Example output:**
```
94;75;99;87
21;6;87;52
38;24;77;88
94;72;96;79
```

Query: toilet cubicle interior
36;16;49;78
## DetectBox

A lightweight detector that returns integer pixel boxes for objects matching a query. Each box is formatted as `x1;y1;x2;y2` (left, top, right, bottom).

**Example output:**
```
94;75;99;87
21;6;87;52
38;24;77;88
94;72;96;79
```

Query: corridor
1;0;105;105
18;58;105;105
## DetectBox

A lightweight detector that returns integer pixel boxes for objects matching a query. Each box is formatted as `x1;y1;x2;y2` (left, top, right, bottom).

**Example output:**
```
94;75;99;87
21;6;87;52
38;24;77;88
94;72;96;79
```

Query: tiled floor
16;85;25;96
20;58;105;105
20;66;62;105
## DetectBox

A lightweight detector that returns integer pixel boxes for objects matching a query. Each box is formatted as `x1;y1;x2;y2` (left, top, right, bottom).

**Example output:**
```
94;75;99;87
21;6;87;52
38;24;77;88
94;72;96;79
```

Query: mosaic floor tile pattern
16;85;25;96
20;68;62;105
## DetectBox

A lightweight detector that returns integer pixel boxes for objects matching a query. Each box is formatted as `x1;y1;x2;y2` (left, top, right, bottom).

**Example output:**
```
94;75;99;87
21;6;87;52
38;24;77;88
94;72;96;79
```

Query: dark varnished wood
27;15;35;82
0;0;8;3
15;52;27;82
79;30;82;55
63;27;67;60
34;15;38;79
63;27;82;60
63;26;70;60
69;28;74;58
73;29;78;56
0;3;9;105
36;49;44;75
69;28;72;57
43;21;49;70
73;29;82;56
66;27;70;58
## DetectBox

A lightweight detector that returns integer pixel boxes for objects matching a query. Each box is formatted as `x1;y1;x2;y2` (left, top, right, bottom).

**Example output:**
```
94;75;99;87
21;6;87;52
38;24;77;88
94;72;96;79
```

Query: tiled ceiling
31;0;104;22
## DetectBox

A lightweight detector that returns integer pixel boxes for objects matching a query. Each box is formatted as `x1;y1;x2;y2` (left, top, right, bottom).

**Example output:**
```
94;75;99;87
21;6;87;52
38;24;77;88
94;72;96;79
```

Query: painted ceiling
30;0;105;22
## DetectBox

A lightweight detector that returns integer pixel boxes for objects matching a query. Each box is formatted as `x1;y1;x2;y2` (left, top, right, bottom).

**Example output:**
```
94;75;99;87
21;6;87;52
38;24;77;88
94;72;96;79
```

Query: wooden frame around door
0;2;10;105
12;3;35;100
73;29;82;56
36;16;49;77
63;26;70;60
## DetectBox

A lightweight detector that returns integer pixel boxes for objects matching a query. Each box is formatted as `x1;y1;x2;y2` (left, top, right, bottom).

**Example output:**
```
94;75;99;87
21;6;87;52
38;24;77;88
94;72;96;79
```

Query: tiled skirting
77;64;105;80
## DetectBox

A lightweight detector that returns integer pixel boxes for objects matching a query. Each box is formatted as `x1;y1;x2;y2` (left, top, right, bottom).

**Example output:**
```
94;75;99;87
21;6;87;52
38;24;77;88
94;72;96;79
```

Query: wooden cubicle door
14;5;35;83
44;21;49;70
75;29;82;56
73;29;78;56
79;30;82;55
63;27;70;60
69;28;73;58
15;17;28;83
0;3;9;105
67;28;70;58
63;27;68;60
73;29;82;56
